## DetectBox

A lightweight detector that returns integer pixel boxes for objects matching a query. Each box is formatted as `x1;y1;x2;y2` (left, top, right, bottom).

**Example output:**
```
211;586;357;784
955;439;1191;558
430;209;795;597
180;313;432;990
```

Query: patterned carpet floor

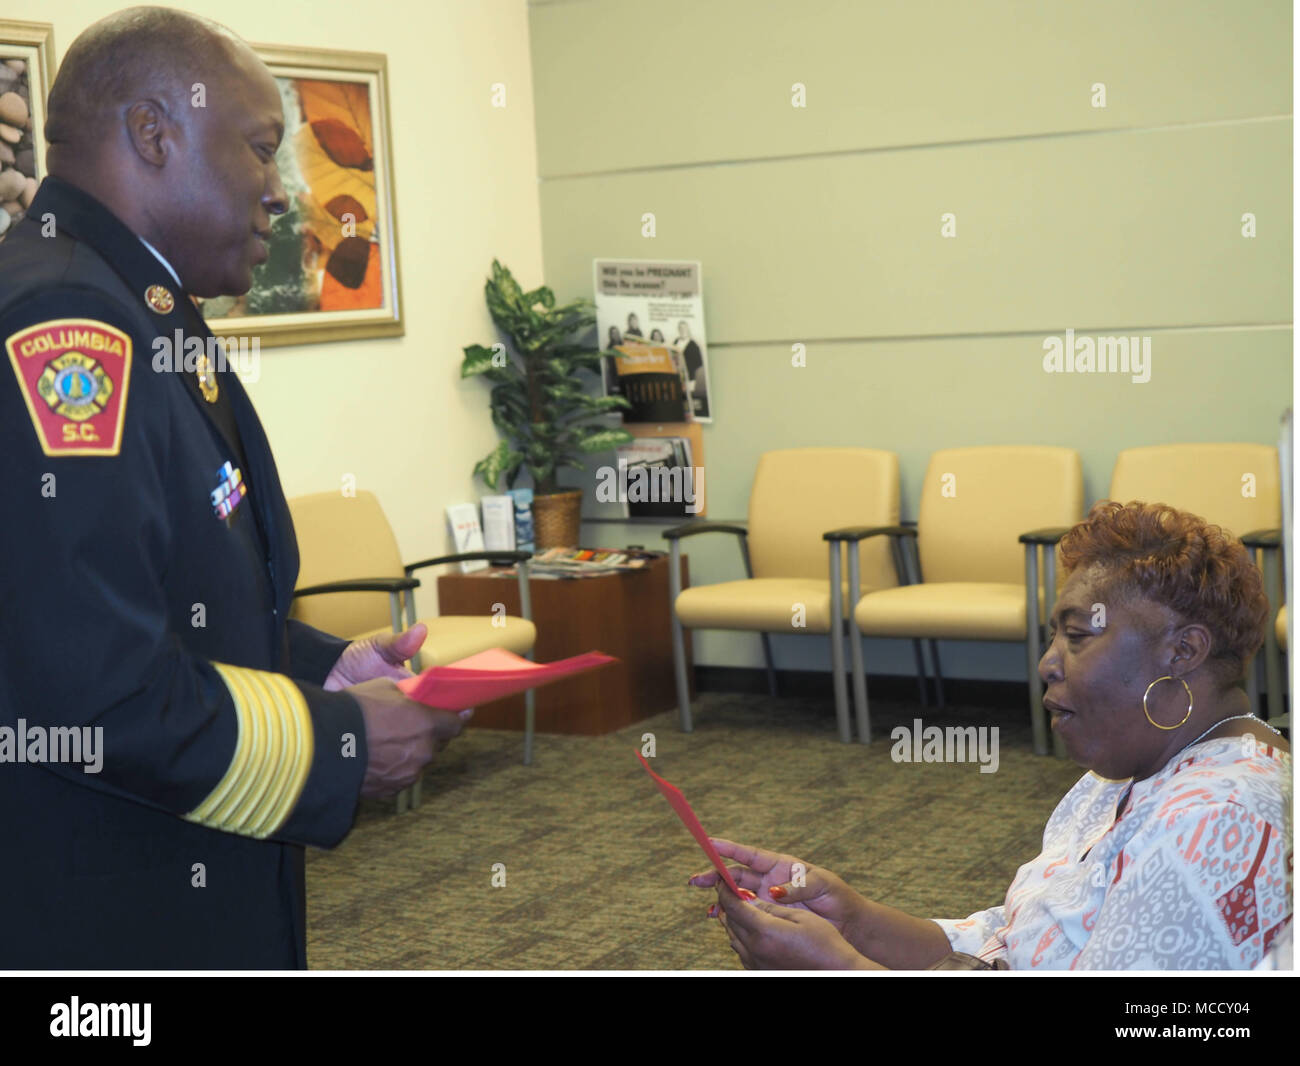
305;689;1085;970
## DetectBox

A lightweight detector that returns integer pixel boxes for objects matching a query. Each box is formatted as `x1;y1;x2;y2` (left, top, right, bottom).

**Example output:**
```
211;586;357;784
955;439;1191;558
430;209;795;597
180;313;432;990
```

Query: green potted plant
461;260;633;547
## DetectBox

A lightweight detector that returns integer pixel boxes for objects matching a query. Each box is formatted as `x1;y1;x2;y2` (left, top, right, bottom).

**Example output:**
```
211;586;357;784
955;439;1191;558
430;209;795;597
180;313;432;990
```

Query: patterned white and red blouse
933;736;1292;969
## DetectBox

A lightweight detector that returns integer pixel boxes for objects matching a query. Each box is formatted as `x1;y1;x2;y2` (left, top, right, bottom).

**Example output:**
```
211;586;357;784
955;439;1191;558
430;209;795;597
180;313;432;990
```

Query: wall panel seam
538;113;1292;183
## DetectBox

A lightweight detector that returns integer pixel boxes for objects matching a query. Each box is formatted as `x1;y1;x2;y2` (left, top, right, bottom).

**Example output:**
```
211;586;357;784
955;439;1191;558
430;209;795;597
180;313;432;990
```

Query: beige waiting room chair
666;448;903;742
831;446;1083;753
1109;444;1283;724
289;491;538;809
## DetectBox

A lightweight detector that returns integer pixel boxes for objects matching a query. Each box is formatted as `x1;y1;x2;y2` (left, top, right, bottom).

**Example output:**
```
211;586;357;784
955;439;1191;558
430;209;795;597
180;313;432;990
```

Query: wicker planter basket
532;490;583;549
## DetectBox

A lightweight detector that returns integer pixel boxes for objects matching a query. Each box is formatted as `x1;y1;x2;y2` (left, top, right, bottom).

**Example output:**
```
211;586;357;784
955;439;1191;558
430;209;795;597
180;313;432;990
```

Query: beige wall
17;0;545;620
529;0;1293;680
18;1;1293;683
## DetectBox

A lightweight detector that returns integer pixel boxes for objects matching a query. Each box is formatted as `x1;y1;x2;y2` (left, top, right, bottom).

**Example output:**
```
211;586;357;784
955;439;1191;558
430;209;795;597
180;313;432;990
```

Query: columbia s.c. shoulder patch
5;318;132;456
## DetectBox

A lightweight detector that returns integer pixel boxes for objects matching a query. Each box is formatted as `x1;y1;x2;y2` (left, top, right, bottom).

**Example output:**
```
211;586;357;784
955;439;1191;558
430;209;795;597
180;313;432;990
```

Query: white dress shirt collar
137;235;183;289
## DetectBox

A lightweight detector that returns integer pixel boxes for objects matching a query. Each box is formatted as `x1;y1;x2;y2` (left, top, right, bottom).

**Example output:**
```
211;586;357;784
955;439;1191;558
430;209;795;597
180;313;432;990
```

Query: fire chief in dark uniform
0;7;463;968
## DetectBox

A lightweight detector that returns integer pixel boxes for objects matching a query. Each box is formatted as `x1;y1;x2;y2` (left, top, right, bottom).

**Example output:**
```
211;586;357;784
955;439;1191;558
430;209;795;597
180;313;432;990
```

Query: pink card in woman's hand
396;648;616;709
636;751;745;897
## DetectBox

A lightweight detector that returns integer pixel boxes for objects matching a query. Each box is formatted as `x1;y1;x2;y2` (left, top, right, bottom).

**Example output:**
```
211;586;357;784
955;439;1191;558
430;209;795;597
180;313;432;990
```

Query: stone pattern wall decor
0;21;54;244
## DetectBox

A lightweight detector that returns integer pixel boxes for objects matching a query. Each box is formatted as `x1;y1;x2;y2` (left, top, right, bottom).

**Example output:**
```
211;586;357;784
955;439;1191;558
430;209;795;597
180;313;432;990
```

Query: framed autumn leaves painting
200;46;403;346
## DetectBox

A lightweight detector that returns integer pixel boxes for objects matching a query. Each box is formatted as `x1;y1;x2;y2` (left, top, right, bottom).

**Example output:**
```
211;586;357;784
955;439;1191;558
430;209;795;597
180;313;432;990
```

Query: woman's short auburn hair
1057;500;1270;683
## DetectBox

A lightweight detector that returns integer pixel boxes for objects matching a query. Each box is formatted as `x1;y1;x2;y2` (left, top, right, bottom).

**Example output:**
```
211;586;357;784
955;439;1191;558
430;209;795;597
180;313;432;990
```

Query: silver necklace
1182;712;1283;752
1118;713;1284;819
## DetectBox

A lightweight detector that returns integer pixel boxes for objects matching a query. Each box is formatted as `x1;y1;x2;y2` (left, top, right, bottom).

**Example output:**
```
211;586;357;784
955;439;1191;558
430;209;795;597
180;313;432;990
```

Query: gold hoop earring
1143;675;1193;730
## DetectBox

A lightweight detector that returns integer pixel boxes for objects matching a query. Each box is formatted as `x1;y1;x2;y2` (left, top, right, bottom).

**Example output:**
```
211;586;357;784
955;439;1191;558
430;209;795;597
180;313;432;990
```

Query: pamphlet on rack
480;495;516;552
445;502;489;572
507;488;535;553
609;436;700;518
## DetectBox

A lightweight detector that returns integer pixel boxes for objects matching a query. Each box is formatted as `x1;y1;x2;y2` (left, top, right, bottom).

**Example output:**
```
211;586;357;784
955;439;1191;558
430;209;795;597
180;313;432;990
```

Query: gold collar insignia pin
196;353;219;403
145;284;175;315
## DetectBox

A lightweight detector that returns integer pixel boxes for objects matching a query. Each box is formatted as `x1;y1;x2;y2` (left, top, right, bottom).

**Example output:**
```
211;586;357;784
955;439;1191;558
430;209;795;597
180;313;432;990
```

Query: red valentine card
397;648;616;709
636;751;744;896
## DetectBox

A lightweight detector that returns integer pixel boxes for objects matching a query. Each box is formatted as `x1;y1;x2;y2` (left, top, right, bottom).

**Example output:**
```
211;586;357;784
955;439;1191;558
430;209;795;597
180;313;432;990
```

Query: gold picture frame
200;45;403;347
0;19;56;238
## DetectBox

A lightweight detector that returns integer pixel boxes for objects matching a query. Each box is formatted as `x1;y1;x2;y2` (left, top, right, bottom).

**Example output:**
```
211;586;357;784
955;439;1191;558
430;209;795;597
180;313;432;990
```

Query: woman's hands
690;839;872;937
689;839;880;969
714;889;879;970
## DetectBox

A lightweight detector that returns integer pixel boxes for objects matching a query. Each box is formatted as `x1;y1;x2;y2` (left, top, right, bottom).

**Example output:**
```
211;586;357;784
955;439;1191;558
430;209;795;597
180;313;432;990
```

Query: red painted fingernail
707;904;718;918
769;885;787;900
738;888;757;901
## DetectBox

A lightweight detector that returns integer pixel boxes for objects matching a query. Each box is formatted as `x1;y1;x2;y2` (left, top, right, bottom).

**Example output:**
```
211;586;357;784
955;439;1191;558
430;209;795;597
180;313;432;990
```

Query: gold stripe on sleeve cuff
185;663;315;838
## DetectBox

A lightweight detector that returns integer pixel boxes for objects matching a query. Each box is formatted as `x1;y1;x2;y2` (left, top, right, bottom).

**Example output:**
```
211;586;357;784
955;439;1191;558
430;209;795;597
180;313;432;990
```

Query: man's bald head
42;6;288;297
47;7;240;165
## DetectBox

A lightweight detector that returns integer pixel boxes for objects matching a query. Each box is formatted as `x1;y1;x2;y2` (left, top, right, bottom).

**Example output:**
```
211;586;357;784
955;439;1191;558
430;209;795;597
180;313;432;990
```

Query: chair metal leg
847;545;869;743
402;586;422;671
517;559;537;763
828;541;851;742
890;537;928;709
911;640;929;707
1025;544;1049;755
411;777;423;809
524;689;536;765
760;633;778;696
396;787;410;815
849;619;869;743
669;540;693;731
671;616;692;732
928;640;946;709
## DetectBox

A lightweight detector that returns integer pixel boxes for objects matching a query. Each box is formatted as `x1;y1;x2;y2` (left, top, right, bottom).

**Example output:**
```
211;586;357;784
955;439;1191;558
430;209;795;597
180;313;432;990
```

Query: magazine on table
529;547;663;578
534;547;661;571
457;546;665;580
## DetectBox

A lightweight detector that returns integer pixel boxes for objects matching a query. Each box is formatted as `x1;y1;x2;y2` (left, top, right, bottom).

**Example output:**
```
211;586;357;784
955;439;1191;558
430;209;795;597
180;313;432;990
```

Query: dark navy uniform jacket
0;177;367;969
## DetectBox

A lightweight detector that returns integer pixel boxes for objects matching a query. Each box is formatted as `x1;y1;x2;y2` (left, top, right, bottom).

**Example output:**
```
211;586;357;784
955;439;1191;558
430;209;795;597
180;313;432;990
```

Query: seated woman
693;500;1291;969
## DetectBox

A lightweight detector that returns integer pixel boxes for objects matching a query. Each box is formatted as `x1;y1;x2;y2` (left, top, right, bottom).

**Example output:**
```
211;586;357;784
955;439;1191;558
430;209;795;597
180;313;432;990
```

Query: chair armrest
294;576;420;598
662;521;747;541
823;525;917;542
665;521;753;579
404;550;533;574
1240;528;1281;548
1018;527;1072;545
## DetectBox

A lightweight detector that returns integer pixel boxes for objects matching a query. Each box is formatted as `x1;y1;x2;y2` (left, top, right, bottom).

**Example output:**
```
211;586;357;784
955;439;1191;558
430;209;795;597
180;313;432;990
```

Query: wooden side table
436;555;693;735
